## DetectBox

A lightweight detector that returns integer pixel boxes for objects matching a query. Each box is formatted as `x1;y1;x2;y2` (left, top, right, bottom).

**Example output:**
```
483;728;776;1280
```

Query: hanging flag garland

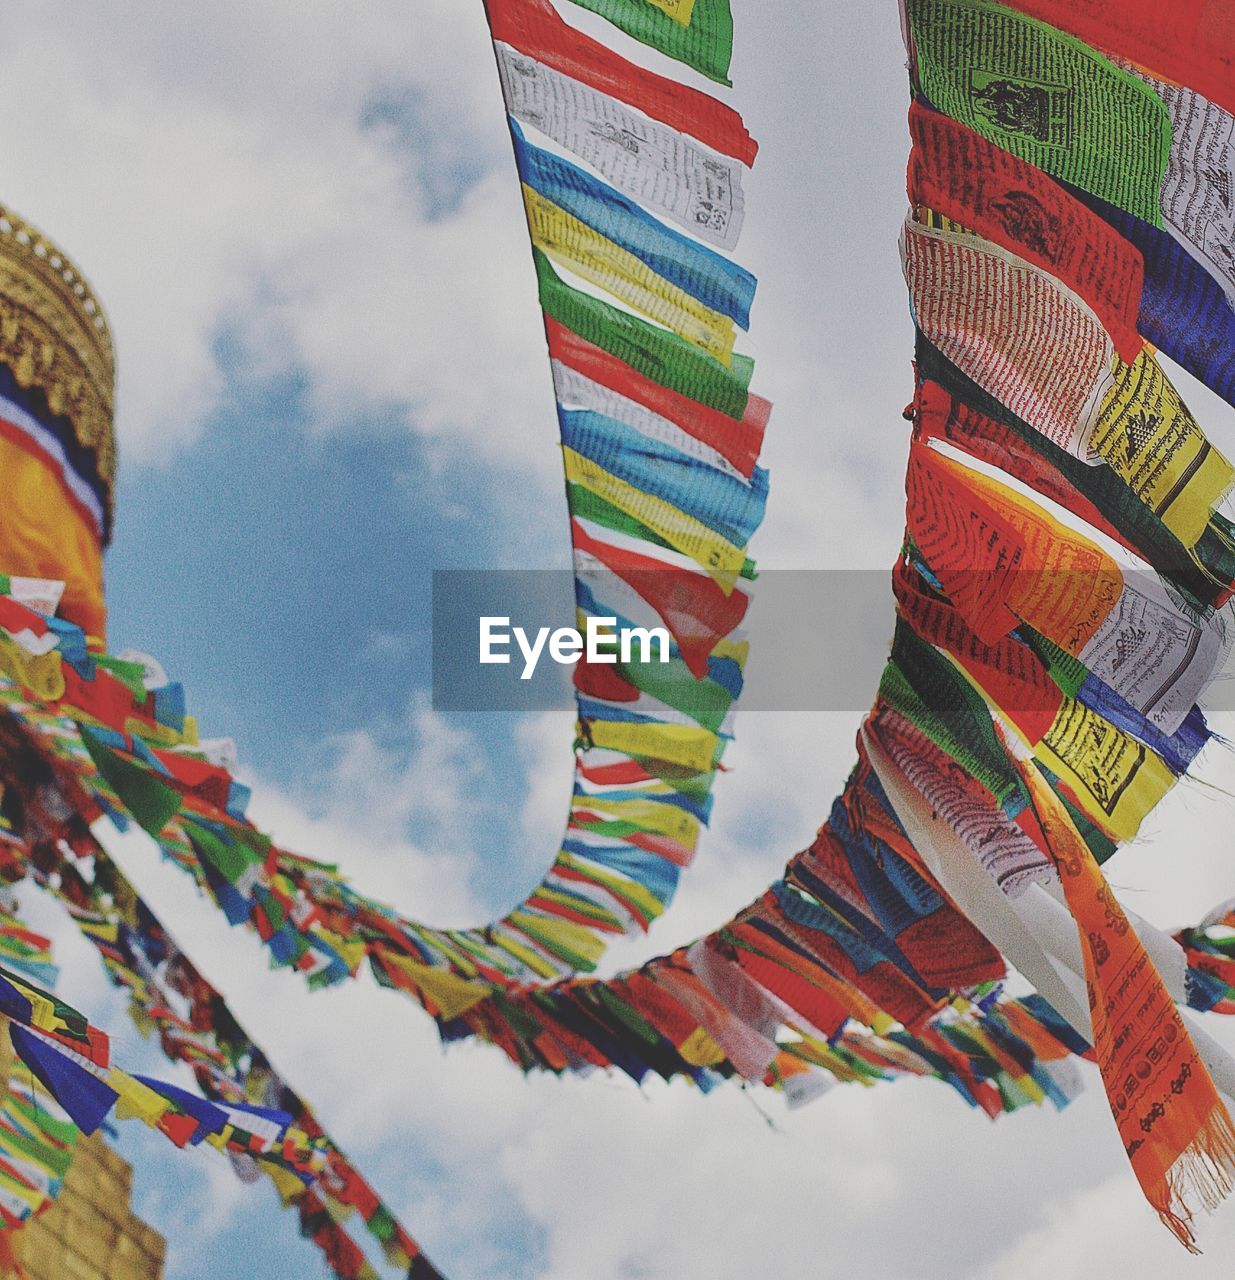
0;0;776;1005
0;0;776;1271
6;0;1235;1267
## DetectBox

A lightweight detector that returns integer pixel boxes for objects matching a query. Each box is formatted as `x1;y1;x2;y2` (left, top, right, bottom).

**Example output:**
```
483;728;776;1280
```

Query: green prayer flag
615;654;733;732
79;730;182;838
882;622;1025;808
907;0;1170;226
1019;629;1087;699
564;0;734;84
535;249;752;419
184;818;261;887
93;656;150;701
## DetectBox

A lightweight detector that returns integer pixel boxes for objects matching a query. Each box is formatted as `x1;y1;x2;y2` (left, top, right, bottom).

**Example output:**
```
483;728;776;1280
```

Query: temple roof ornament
0;207;115;533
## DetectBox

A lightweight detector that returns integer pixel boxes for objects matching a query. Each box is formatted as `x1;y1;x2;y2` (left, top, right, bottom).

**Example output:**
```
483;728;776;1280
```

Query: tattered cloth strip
1012;745;1235;1250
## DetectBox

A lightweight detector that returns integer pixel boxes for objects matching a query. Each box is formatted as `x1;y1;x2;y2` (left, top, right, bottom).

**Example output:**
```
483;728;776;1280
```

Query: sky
4;2;1235;1278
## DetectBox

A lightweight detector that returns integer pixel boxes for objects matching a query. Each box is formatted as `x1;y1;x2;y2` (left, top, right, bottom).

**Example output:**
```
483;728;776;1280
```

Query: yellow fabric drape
0;434;105;641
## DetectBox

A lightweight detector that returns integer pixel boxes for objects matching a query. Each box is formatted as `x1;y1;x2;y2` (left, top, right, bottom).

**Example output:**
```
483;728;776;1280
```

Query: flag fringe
1154;1098;1235;1252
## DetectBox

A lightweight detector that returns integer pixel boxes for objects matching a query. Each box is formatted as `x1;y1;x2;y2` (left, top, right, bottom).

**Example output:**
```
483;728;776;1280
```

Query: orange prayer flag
1015;750;1235;1249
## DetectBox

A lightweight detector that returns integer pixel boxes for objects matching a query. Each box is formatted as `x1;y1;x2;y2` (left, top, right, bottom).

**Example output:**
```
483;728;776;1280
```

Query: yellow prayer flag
523;186;735;364
564;447;746;589
582;718;720;774
509;909;608;967
490;928;561;980
380;956;492;1020
109;1068;172;1126
1035;696;1175;841
678;1025;726;1066
1090;352;1234;548
0;636;63;702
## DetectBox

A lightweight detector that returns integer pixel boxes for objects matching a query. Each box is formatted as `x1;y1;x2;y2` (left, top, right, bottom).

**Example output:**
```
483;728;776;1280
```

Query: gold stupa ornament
0;206;115;529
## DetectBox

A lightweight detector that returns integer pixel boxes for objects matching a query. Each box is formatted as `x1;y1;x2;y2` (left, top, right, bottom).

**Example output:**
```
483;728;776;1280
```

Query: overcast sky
3;2;1235;1277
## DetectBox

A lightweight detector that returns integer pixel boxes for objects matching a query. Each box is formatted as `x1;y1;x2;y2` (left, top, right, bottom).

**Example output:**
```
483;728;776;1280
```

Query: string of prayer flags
0;696;442;1278
7;0;1235;1264
0;0;774;1227
412;0;1235;1245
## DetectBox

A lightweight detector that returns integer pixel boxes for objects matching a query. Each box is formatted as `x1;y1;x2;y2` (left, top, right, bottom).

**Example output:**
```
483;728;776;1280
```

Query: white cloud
0;0;558;489
979;1174;1235;1280
242;697;492;922
516;710;576;848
